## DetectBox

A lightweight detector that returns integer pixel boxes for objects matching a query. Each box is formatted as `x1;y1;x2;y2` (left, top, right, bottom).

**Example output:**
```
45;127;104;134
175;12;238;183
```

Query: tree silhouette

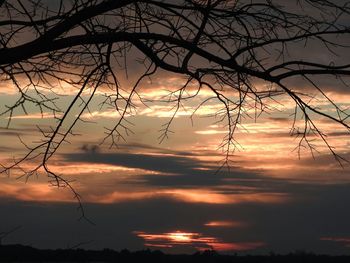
1;0;350;207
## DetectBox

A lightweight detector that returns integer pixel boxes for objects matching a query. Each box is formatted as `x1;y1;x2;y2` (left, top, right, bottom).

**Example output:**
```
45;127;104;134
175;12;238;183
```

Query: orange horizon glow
134;230;265;251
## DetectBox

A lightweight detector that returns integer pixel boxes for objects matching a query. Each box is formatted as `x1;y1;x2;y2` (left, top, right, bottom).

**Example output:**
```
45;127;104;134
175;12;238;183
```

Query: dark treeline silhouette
1;244;350;263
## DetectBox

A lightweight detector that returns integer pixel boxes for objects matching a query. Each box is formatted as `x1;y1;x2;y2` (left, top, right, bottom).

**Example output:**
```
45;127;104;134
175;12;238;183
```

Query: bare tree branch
1;0;350;211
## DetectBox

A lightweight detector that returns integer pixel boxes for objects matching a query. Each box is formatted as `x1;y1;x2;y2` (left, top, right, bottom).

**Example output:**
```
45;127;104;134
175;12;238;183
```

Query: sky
1;74;350;255
1;0;350;256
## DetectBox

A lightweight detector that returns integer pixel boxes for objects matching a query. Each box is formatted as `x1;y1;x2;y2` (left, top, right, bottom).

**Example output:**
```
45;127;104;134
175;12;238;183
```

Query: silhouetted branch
1;0;350;208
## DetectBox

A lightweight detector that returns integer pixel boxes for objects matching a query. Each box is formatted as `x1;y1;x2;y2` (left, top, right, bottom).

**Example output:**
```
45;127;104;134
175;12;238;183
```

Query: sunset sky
1;72;350;254
1;0;350;256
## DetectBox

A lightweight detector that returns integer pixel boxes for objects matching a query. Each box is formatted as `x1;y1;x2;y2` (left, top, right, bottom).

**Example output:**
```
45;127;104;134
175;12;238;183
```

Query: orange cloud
134;230;265;252
90;191;160;203
7;112;61;119
0;183;74;203
0;80;18;95
195;130;227;135
204;220;247;228
91;188;288;205
0;178;289;205
49;162;155;175
162;189;288;205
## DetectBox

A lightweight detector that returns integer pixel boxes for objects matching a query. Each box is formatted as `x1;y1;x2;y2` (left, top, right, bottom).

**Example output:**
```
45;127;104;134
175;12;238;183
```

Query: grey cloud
110;142;199;157
64;150;290;193
65;152;201;175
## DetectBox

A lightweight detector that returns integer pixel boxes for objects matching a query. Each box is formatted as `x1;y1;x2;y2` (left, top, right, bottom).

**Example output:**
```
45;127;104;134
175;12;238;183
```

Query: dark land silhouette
1;244;350;263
